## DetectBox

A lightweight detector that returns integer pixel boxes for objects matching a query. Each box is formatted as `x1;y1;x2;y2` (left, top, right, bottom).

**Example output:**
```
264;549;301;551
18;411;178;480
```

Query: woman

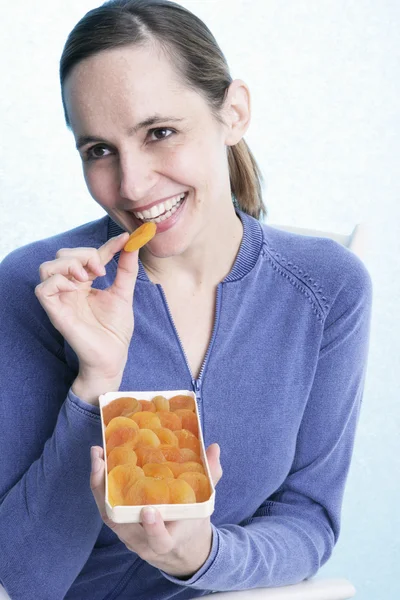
0;1;372;599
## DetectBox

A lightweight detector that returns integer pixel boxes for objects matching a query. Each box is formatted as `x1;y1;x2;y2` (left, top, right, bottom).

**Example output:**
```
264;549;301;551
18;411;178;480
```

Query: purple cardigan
0;210;372;599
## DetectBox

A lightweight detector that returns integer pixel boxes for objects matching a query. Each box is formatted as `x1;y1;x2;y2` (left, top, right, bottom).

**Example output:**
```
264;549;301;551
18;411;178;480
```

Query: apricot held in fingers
124;222;157;252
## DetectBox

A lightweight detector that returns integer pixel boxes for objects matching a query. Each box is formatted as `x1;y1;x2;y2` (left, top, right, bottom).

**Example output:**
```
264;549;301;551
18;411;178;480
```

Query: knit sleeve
0;250;103;600
162;253;373;592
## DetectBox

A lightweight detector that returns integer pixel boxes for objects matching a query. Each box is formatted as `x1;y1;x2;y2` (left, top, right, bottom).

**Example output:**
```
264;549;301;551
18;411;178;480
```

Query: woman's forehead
64;44;202;128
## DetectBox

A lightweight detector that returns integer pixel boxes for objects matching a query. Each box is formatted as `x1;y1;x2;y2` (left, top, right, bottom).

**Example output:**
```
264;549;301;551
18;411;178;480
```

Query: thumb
90;446;108;518
90;446;119;532
110;247;139;302
205;443;223;488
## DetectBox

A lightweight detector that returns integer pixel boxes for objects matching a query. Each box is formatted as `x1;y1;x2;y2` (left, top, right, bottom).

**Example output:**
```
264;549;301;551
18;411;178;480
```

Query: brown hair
60;0;267;219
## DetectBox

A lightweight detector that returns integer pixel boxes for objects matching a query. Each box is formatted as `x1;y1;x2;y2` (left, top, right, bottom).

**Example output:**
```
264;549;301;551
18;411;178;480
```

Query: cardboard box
99;389;215;523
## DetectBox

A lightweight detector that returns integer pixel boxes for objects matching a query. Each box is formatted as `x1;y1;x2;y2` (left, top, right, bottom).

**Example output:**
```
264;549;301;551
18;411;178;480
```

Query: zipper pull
192;378;202;404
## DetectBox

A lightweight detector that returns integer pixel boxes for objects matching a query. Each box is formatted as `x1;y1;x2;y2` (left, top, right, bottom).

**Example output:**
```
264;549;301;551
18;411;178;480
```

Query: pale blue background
1;1;399;598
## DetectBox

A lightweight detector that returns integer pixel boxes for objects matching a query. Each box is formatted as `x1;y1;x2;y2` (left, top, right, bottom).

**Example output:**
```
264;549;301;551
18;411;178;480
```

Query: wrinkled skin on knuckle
34;282;43;297
87;255;102;271
39;262;50;279
56;248;69;258
70;257;82;270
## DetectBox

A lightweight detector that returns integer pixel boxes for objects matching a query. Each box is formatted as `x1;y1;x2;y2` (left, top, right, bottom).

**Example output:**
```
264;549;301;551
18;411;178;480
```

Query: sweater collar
107;208;263;283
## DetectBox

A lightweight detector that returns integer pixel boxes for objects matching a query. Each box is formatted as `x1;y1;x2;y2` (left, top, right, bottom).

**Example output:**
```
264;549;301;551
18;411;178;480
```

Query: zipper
156;283;222;405
192;377;202;406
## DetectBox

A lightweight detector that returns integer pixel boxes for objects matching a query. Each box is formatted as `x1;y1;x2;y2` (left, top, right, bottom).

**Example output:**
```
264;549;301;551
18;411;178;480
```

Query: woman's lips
131;192;188;233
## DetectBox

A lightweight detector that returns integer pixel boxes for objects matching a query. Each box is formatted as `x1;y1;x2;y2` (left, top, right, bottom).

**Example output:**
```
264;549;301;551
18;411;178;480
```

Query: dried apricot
138;399;157;413
108;464;144;507
154;427;179;446
124;476;170;506
175;429;200;455
174;461;205;477
163;461;182;477
143;463;174;480
106;427;139;455
179;448;202;463
102;396;140;426
103;392;212;509
105;417;139;441
169;394;195;412
174;409;199;437
163;460;204;478
135;446;166;468
107;446;138;473
130;411;161;430
132;429;161;449
152;395;170;412
159;444;182;463
178;472;211;503
124;222;157;252
156;411;182;431
167;478;196;504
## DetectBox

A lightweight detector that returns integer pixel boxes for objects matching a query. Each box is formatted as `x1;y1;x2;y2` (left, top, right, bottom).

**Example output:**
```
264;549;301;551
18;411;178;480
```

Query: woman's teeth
133;193;186;224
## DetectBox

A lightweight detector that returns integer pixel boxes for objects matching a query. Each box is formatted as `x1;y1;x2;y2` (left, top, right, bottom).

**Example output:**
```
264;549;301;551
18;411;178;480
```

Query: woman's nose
118;151;158;202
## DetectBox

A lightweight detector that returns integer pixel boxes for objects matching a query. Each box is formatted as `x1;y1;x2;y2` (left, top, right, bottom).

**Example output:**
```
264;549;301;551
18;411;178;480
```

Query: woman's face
63;43;242;259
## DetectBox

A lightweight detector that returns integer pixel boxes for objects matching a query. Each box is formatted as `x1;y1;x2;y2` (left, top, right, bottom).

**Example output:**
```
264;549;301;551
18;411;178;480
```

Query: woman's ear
223;79;252;146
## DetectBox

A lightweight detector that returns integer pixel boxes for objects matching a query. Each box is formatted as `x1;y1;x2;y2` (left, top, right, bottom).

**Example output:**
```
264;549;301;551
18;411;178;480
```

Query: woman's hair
60;0;267;220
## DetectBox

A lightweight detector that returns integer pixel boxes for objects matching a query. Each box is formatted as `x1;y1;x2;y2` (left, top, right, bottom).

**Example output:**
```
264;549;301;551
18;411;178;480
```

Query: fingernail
143;507;156;524
91;447;101;473
216;444;221;460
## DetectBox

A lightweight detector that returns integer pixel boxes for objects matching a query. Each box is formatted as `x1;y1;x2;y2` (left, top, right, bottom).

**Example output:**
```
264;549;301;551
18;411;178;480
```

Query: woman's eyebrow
76;115;185;150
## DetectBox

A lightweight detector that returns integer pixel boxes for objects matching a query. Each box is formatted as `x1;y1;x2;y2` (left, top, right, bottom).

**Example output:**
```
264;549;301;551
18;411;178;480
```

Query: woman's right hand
35;232;138;403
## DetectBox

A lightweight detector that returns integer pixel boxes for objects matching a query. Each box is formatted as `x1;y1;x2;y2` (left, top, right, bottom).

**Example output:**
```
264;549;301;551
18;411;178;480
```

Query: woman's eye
149;128;174;141
85;145;112;161
83;129;173;161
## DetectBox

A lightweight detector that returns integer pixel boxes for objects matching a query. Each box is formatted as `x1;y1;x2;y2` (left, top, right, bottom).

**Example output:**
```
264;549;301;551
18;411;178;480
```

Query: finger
54;250;106;279
39;257;91;283
97;232;130;267
35;274;79;300
109;248;139;302
205;443;223;487
140;507;173;555
90;447;146;548
55;233;129;277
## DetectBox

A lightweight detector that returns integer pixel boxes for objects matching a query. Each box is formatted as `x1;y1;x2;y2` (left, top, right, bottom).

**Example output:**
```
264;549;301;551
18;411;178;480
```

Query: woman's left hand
90;443;223;578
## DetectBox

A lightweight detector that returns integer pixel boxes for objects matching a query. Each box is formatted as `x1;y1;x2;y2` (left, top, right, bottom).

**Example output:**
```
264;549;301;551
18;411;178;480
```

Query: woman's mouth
133;192;188;225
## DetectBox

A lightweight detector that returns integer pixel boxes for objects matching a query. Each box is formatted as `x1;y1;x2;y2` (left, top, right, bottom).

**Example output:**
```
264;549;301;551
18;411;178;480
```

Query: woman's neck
140;207;243;292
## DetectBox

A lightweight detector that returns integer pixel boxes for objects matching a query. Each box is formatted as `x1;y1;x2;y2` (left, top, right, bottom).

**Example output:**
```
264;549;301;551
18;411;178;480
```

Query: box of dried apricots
99;389;215;523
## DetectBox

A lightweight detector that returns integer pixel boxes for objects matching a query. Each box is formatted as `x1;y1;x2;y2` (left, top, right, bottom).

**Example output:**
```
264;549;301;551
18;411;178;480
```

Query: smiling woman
0;1;373;600
61;36;261;253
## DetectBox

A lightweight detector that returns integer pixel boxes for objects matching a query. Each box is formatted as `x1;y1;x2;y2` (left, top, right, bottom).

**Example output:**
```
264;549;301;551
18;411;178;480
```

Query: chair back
268;222;368;261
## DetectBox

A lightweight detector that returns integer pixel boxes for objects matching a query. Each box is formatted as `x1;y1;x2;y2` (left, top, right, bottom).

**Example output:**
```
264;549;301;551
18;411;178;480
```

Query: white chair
0;224;363;600
191;578;356;600
268;222;367;262
0;586;9;600
0;578;356;600
0;577;356;600
193;222;366;600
